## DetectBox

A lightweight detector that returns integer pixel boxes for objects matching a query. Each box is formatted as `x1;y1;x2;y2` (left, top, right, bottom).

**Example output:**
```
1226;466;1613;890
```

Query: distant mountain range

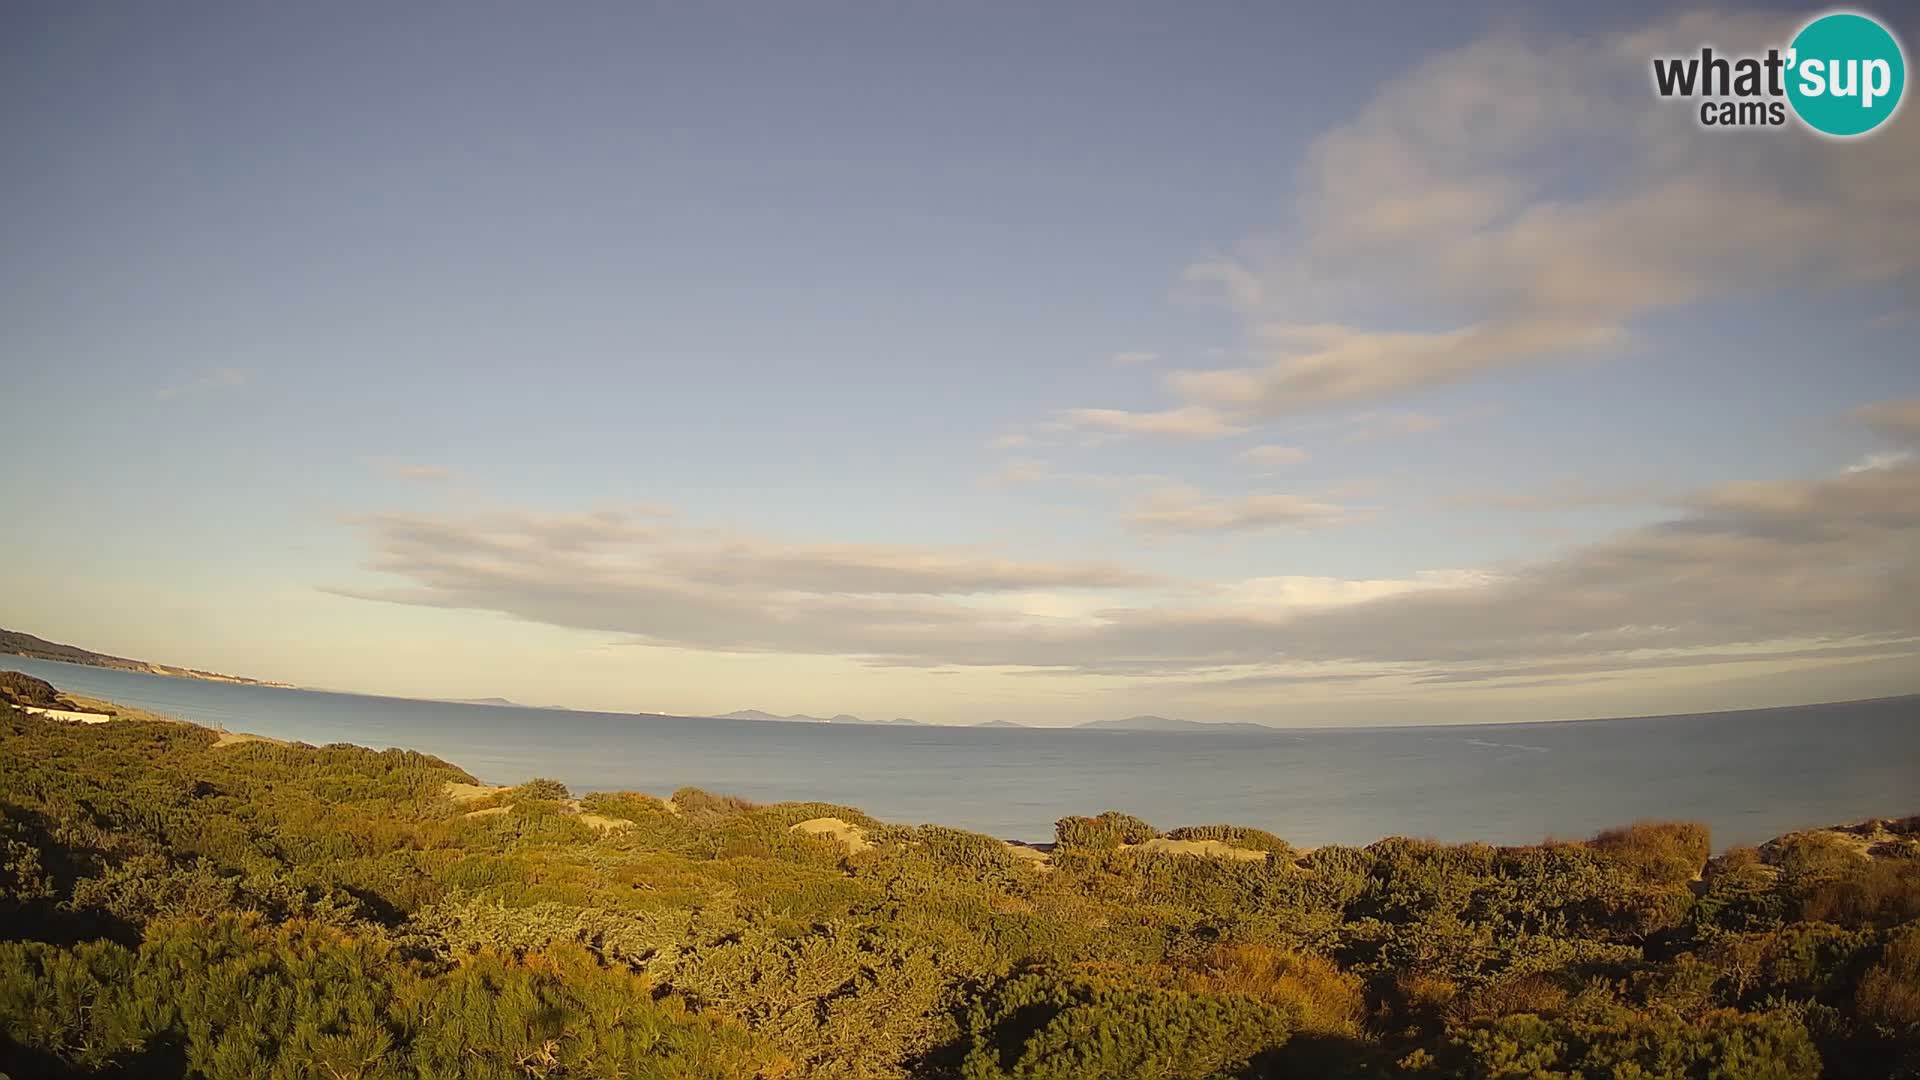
716;709;924;726
1;627;291;688
449;697;573;711
1075;714;1273;733
716;710;1266;731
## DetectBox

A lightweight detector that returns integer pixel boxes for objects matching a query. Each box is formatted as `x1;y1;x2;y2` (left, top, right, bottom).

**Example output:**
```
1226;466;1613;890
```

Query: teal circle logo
1787;12;1906;137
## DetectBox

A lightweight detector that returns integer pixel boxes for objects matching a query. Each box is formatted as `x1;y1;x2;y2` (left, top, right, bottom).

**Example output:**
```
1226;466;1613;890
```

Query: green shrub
0;916;771;1079
1767;831;1867;883
0;671;61;708
1589;821;1710;886
577;790;676;823
509;776;571;802
1796;858;1920;927
668;787;759;823
1165;825;1296;858
1856;924;1920;1035
956;970;1295;1079
1453;998;1821;1079
1179;942;1366;1037
2;704;1911;1079
1055;811;1158;850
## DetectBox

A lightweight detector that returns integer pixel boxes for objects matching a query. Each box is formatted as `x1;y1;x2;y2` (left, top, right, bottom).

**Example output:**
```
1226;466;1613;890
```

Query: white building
22;706;112;724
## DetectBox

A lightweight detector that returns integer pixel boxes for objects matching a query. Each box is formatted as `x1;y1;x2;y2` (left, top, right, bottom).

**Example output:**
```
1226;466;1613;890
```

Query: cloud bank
341;426;1920;688
1042;11;1919;438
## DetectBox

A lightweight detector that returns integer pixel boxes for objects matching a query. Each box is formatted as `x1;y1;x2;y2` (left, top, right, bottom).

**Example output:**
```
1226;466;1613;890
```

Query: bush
670;922;953;1076
956;971;1295;1079
1448;972;1570;1025
1589;821;1710;886
1165;825;1296;858
1179;943;1366;1037
0;915;771;1079
577;790;676;822
669;787;759;822
1767;831;1867;882
1453;998;1821;1080
510;777;571;801
0;671;62;708
1796;858;1920;927
1856;925;1920;1034
1055;811;1158;850
2;704;1911;1079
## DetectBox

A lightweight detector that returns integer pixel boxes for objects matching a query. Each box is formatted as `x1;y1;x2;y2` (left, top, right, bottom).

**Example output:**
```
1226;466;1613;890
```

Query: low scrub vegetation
2;702;1917;1078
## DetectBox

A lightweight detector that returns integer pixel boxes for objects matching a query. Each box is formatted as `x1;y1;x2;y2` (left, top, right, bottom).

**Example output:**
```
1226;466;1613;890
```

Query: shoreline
8;658;1916;851
16;693;1918;865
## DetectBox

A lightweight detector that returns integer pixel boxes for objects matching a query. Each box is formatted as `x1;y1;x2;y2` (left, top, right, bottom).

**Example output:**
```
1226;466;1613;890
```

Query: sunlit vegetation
2;698;1917;1078
0;671;65;709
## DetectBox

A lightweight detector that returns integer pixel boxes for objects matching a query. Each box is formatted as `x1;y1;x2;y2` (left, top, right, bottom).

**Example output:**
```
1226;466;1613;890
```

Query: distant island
447;697;573;711
1076;714;1274;732
716;709;924;725
709;710;1283;731
713;711;1272;731
0;627;292;688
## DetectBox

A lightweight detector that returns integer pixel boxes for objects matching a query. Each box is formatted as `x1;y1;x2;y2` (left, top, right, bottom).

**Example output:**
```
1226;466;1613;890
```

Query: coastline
17;692;1920;867
6;656;1917;851
0;650;295;690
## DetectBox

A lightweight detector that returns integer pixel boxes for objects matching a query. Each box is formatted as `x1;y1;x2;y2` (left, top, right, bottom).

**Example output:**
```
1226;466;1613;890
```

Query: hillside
718;708;923;725
1078;713;1274;732
2;698;1916;1079
446;696;573;710
0;626;287;687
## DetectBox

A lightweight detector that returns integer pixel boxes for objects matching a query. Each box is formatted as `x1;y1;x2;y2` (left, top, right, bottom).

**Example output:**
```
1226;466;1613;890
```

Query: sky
2;2;1916;727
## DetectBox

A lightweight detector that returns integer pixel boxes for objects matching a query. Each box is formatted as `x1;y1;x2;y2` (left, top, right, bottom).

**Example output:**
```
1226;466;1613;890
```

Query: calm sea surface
7;657;1915;848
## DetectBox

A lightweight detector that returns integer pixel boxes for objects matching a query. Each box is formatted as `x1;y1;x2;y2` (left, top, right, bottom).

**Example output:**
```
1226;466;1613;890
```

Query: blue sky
3;2;1916;725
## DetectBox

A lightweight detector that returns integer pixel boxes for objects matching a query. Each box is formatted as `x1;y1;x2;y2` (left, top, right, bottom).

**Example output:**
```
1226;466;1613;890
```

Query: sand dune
444;781;508;803
790;816;873;852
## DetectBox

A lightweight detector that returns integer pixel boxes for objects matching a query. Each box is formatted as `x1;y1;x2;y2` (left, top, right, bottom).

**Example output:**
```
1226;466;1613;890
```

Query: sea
5;657;1915;849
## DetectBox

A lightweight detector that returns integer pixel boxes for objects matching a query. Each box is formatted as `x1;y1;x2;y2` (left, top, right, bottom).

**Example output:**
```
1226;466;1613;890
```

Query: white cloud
155;367;251;401
340;437;1920;682
1856;399;1920;445
987;433;1034;449
1036;12;1919;433
324;20;1920;697
384;463;457;483
1239;444;1310;468
1340;406;1497;443
1111;351;1157;366
1056;405;1248;440
1216;570;1489;609
980;458;1056;488
1455;479;1671;512
1844;450;1913;474
1127;487;1352;533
